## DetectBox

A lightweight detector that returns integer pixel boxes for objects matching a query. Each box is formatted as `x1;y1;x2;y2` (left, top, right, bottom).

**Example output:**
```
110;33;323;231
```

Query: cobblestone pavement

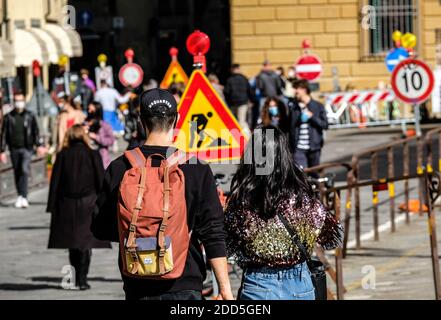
1;125;440;300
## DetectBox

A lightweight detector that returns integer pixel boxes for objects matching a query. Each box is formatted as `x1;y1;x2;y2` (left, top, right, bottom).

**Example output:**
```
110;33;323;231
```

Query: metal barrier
0;156;47;200
305;129;441;300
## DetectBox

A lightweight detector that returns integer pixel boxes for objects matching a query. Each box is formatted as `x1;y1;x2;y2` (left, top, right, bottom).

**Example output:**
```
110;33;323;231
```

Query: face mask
15;101;25;110
288;71;295;78
268;106;279;116
300;112;310;123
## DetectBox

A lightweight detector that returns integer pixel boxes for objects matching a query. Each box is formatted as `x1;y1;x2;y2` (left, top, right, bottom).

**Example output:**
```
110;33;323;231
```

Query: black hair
227;125;314;219
231;63;240;70
87;101;103;120
293;79;311;95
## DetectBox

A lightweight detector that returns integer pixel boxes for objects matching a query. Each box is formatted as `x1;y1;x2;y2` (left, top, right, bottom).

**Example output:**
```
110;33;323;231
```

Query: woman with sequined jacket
225;125;342;300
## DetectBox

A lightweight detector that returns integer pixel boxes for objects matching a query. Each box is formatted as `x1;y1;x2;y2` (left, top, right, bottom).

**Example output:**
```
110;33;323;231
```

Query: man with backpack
92;88;233;300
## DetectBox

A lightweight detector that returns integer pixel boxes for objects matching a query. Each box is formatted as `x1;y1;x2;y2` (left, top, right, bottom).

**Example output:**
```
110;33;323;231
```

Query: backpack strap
158;165;171;275
165;150;190;167
125;165;147;275
124;148;146;168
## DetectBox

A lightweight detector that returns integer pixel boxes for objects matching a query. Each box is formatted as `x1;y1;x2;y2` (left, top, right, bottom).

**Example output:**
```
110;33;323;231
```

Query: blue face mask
269;106;279;116
300;112;310;123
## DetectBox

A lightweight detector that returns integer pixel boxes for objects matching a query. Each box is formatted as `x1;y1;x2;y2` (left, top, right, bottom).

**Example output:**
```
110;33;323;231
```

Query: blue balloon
385;48;409;73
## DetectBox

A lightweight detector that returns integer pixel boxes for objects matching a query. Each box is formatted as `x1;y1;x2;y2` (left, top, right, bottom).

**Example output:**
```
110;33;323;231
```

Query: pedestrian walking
47;124;110;290
208;74;225;102
0;91;47;209
260;97;289;133
55;94;86;151
74;69;95;112
225;125;342;300
85;102;115;169
224;64;254;133
94;79;131;134
92;88;233;300
256;60;284;111
288;79;328;170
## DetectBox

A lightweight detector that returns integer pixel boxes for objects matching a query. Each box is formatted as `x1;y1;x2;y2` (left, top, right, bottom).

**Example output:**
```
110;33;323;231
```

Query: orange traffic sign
173;70;248;162
160;61;189;89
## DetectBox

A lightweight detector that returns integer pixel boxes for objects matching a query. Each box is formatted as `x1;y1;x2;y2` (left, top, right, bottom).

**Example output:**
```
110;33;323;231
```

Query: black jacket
256;70;284;98
47;141;110;249
288;98;328;152
224;73;253;107
0;109;43;152
91;145;226;298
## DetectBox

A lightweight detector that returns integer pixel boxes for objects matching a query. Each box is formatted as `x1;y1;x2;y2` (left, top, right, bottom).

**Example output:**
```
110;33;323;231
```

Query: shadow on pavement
0;283;62;291
30;276;122;283
8;226;49;231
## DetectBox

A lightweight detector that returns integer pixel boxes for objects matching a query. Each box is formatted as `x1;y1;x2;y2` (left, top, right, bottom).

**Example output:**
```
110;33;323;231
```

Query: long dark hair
87;101;103;133
228;125;314;219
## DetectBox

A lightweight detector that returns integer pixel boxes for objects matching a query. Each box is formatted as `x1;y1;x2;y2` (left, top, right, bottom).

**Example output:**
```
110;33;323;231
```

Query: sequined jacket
225;195;343;268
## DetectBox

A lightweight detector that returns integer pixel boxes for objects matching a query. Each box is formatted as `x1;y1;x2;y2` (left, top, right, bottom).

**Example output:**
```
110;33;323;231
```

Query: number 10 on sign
391;59;435;136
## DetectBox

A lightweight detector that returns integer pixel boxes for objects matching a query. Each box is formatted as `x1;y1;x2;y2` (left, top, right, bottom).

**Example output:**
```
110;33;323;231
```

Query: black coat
0;109;43;152
47;141;110;249
288;98;328;153
224;73;253;107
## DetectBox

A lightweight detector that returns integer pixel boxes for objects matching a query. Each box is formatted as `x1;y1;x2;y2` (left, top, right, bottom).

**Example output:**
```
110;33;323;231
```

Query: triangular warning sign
160;61;189;89
174;70;248;162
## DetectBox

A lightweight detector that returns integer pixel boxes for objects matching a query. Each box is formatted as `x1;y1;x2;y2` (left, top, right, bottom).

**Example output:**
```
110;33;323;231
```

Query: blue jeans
239;262;315;300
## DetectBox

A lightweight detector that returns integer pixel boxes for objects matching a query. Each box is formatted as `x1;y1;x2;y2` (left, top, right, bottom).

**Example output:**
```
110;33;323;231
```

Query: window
362;0;418;59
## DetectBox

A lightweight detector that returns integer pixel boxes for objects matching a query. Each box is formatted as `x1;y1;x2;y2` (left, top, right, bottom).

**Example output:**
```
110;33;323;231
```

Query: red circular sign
391;59;434;104
186;30;210;56
119;63;144;88
295;54;322;81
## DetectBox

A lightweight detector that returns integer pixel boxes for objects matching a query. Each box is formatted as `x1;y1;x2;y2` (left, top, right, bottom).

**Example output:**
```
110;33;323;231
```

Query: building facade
230;0;441;92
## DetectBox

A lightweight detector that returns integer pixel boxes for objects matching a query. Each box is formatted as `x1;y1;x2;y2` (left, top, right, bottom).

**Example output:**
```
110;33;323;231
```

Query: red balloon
169;47;179;58
186;30;210;56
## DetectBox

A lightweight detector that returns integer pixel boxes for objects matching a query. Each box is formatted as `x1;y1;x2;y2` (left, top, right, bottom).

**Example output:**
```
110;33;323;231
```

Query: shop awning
0;40;16;77
13;28;49;67
30;27;62;64
44;23;83;58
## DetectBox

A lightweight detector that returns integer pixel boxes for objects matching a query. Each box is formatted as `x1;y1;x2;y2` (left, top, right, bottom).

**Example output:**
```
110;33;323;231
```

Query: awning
0;40;16;77
44;23;83;58
65;28;83;57
13;28;49;67
30;27;62;64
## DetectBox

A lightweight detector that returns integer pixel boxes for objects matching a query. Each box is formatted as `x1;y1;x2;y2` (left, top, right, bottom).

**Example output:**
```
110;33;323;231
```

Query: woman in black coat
47;124;110;290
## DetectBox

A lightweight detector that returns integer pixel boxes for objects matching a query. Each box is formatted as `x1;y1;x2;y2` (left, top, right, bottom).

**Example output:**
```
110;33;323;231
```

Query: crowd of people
0;61;341;300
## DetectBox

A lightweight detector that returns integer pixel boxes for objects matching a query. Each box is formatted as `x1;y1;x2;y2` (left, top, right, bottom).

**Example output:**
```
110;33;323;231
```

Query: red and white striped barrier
325;90;395;106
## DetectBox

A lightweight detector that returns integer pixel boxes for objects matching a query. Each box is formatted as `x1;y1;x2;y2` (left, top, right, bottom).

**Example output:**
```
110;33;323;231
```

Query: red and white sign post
295;40;322;82
391;58;434;136
118;48;144;88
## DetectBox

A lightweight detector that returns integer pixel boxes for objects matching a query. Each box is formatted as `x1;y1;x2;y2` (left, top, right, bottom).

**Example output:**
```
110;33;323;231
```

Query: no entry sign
391;59;434;104
295;54;322;81
119;63;144;88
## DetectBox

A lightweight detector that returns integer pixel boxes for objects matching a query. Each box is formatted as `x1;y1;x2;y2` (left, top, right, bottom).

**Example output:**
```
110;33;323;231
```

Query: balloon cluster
392;30;417;53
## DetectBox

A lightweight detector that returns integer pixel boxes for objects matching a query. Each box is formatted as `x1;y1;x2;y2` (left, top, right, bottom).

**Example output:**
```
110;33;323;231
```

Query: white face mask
15;101;26;110
288;70;295;78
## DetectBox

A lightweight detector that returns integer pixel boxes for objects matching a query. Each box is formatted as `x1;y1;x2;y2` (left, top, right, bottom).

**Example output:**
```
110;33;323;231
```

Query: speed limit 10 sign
391;59;434;104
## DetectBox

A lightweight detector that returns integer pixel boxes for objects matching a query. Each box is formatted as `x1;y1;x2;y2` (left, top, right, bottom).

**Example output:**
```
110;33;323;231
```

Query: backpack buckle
159;224;167;232
158;248;166;257
129;224;136;232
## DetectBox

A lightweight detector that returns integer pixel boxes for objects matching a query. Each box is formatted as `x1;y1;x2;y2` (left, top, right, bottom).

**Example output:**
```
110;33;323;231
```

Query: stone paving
1;125;440;300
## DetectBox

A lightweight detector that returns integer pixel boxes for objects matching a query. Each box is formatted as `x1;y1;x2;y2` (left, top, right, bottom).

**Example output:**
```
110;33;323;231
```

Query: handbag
276;212;327;300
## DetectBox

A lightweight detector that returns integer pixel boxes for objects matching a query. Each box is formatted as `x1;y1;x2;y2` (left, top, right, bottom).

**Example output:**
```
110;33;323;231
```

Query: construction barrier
306;128;441;300
323;89;415;129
